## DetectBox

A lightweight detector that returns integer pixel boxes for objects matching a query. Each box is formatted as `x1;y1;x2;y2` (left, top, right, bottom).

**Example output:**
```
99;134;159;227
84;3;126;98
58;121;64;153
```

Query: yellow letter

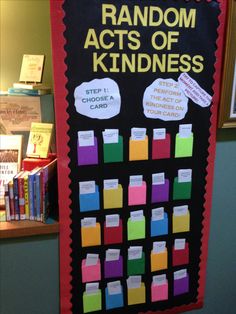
152;31;167;50
164;8;179;27
167;54;180;72
152;54;167;72
179;9;196;28
133;6;148;26
149;6;163;27
114;30;128;50
179;54;192;72
192;55;204;73
137;54;151;72
93;53;108;72
110;53;120;72
117;5;132;25
167;31;179;50
122;54;136;72
102;4;117;25
100;30;115;50
84;29;99;49
128;31;141;50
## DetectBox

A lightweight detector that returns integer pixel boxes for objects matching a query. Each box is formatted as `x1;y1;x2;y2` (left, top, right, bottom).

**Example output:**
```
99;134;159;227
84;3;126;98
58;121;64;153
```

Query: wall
0;2;236;314
0;0;53;90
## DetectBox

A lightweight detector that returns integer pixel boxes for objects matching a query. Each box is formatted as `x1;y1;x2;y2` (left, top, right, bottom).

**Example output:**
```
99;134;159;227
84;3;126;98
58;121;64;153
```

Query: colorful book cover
13;171;24;220
8;180;15;220
18;171;26;220
28;167;41;220
26;123;53;159
42;158;57;223
24;173;30;220
4;183;11;221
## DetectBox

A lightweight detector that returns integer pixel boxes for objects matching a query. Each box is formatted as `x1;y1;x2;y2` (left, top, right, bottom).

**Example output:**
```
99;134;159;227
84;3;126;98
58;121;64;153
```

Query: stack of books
4;159;57;223
8;82;51;96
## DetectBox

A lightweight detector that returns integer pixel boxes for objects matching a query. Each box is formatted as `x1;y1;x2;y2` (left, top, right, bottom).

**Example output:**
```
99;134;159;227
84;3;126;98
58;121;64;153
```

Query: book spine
24;176;29;220
42;168;48;223
40;172;44;222
18;176;26;220
35;173;41;221
28;175;35;220
4;183;11;221
8;181;15;220
13;176;20;220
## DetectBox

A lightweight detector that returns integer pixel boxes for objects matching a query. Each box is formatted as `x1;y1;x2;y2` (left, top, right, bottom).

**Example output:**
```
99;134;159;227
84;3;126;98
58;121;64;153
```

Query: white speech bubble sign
74;78;121;120
143;78;188;121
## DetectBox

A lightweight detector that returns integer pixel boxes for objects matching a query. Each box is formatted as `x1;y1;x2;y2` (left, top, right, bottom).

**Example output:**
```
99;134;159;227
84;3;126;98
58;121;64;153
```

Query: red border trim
50;1;228;313
50;1;72;313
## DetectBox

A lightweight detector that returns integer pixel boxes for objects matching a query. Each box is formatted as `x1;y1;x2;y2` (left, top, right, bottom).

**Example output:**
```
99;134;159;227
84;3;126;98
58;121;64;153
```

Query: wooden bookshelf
0;220;59;239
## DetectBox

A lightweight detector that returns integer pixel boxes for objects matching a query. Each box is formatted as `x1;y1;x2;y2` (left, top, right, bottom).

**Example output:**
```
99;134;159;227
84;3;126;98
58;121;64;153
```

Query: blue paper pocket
79;185;100;212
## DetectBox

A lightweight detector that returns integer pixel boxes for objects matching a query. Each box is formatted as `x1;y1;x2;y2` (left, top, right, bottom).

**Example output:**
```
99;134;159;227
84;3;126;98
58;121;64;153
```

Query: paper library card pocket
83;289;102;313
77;135;98;166
79;184;100;212
127;282;146;305
129;136;148;161
81;222;101;247
81;258;101;283
128;181;147;206
103;184;123;209
103;135;123;163
104;219;123;245
152;133;171;160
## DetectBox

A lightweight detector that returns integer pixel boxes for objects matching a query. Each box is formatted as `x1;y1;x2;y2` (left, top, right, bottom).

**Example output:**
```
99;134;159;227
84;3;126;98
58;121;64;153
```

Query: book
22;153;56;171
13;171;24;220
42;158;57;223
4;183;11;221
35;170;43;221
18;171;29;220
19;54;45;83
28;167;41;220
12;83;43;90
26;122;53;158
8;180;15;220
0;135;23;205
24;173;30;220
8;87;51;96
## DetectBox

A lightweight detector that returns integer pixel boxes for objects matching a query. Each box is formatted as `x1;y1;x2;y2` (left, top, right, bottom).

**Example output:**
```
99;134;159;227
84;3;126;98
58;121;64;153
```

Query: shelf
0;220;59;239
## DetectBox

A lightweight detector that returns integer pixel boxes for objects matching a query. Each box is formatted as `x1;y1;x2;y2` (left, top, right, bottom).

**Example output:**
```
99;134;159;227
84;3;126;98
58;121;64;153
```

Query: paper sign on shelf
78;130;95;147
74;78;121;120
79;181;96;194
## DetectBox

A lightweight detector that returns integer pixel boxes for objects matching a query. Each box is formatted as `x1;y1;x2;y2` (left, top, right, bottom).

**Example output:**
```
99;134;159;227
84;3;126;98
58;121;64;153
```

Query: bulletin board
50;1;227;314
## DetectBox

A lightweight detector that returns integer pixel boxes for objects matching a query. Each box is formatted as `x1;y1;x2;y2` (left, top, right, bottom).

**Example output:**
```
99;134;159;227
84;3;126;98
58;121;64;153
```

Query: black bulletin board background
62;1;220;313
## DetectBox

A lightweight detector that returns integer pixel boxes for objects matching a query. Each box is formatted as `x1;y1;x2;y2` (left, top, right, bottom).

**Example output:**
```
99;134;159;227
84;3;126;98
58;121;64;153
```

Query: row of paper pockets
81;246;189;282
81;209;190;246
77;134;194;166
79;180;192;212
83;270;189;313
81;210;190;247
